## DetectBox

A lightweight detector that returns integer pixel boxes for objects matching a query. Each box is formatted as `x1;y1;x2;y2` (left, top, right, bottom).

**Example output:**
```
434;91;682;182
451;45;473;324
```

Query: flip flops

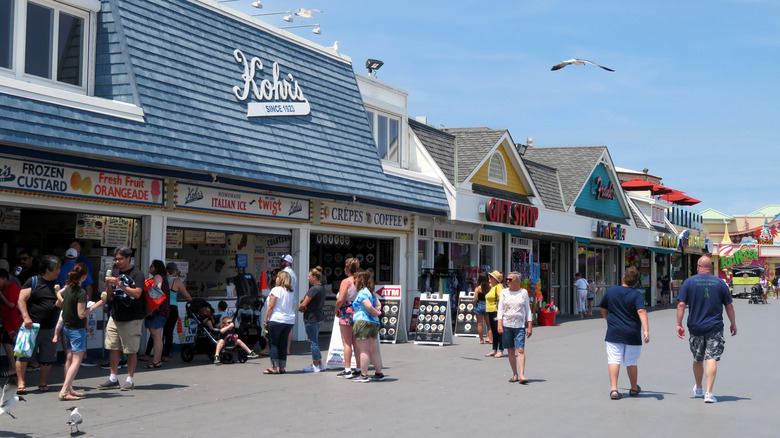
519;379;529;385
610;389;622;400
143;362;162;369
58;392;83;401
508;377;519;383
37;385;50;392
484;351;496;357
16;387;27;395
263;368;280;375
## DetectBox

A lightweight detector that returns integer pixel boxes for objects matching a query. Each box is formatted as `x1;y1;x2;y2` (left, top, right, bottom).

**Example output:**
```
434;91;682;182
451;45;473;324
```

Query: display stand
413;293;453;346
454;291;478;337
376;285;406;343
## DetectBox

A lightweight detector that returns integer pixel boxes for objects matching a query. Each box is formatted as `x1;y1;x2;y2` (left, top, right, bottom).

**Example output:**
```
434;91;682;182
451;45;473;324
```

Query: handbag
144;278;166;314
14;323;40;358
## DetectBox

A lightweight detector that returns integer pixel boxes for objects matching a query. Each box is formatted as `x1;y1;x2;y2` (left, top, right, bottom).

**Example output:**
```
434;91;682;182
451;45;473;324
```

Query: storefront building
0;0;448;346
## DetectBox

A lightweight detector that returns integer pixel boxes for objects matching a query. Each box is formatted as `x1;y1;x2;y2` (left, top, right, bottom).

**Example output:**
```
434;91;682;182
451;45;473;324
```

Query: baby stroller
180;298;247;364
748;284;765;304
233;273;266;352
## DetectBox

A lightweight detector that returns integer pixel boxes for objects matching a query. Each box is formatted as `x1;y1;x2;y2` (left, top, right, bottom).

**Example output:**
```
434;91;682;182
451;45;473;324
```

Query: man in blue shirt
676;256;737;404
600;266;649;400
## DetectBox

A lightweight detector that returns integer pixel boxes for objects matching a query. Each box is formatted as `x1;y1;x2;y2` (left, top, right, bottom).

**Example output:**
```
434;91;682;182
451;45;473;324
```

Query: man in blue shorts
676;256;737;404
600;266;649;400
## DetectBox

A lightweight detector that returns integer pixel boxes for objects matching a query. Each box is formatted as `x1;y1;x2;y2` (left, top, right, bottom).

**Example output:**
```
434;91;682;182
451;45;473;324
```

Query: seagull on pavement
66;406;83;434
293;8;323;20
0;377;26;419
551;59;614;72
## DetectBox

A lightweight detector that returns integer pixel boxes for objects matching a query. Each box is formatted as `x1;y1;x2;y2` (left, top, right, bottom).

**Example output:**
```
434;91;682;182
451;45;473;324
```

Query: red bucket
538;311;556;326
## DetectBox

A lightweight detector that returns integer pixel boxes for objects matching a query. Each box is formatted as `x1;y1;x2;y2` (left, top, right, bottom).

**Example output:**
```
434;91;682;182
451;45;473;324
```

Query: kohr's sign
232;49;311;117
485;198;539;228
595;221;626;241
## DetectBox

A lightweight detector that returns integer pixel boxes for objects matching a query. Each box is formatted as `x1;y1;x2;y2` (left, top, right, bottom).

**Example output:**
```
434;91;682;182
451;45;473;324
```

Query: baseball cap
65;248;78;259
166;262;179;272
281;254;293;264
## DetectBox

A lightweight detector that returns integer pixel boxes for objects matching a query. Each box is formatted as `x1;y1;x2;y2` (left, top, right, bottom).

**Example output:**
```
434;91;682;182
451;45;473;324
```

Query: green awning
648;247;676;254
575;237;591;244
484;225;523;237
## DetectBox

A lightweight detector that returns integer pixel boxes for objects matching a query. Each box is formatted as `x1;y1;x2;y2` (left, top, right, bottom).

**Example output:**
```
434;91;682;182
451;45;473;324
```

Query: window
365;108;401;165
1;0;94;91
487;152;506;184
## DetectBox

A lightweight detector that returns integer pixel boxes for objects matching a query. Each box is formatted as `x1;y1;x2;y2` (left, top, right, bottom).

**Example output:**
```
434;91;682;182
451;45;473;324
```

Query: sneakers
352;370;361;379
371;373;386;382
214;355;221;366
120;381;134;391
247;351;258;358
100;358;128;370
303;364;318;373
317;363;326;372
352;374;370;383
336;369;354;379
97;379;120;390
693;385;704;398
704;392;717;403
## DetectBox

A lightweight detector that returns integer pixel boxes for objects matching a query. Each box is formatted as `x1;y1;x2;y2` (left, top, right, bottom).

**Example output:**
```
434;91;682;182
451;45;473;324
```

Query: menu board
408;297;420;334
377;285;404;343
102;217;134;247
0;207;20;231
454;292;478;337
76;214;106;240
414;295;451;345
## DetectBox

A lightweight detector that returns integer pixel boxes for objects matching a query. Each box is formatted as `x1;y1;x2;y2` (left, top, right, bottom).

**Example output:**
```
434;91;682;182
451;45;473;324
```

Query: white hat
281;254;293;264
65;248;78;259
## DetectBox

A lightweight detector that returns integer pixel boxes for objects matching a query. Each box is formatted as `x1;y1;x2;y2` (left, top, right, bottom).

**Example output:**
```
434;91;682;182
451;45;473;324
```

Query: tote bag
14;323;40;358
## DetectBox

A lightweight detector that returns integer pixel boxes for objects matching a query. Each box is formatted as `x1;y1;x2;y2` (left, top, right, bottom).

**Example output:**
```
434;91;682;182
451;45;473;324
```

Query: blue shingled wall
0;0;447;214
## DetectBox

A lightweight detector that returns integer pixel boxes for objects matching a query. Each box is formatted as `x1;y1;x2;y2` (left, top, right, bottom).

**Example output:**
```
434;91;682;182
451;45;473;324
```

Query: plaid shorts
689;331;725;362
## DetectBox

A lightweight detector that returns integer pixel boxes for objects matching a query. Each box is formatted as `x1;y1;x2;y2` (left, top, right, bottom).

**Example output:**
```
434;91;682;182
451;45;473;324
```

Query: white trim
0;76;145;122
487;152;507;184
166;219;291;236
62;0;101;12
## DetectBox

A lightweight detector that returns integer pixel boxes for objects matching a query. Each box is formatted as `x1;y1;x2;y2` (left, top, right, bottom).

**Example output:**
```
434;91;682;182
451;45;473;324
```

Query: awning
648;247;676;254
619;243;633;248
621;178;655;191
484;225;523;237
575;237;591;244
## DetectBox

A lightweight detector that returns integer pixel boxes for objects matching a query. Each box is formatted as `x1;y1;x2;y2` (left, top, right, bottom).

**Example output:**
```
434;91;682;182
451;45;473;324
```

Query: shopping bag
144;278;166;313
14;323;40;358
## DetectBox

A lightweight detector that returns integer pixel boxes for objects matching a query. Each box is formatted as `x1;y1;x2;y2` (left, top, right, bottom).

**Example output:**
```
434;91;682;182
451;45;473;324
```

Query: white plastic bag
13;323;40;358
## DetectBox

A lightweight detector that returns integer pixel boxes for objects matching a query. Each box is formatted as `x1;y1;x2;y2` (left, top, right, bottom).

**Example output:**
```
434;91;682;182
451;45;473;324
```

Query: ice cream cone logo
152;180;161;203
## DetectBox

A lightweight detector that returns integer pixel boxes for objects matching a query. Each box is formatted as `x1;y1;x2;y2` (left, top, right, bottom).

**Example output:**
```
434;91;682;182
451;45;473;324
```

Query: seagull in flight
293;8;323;19
551;59;614;72
0;377;26;419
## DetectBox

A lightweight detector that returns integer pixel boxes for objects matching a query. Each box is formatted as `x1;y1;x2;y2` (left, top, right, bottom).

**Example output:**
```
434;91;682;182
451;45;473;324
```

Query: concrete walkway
2;299;777;437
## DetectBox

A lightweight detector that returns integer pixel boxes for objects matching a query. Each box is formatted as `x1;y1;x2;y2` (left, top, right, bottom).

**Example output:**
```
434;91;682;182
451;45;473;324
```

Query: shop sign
166;229;183;248
175;182;310;222
678;229;706;250
232;49;311;117
594;221;626;241
657;233;677;249
591;176;616;201
320;201;413;232
721;246;758;268
0;156;164;207
484;198;538;228
0;207;21;230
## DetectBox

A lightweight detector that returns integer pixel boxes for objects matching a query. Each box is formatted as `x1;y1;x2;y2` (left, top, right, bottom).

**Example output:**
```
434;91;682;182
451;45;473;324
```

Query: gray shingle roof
523;159;565;212
409;119;456;185
441;127;508;184
522;146;606;210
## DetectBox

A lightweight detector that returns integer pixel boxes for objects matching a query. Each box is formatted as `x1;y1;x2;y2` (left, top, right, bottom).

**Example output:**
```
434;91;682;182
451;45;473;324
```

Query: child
214;316;257;364
199;306;217;331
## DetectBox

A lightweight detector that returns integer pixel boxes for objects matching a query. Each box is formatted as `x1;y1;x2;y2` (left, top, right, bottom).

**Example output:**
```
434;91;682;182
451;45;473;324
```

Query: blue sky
230;0;780;216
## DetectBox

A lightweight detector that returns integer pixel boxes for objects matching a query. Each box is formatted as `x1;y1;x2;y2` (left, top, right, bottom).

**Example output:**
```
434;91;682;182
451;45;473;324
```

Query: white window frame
365;107;402;166
1;0;98;94
487;152;507;184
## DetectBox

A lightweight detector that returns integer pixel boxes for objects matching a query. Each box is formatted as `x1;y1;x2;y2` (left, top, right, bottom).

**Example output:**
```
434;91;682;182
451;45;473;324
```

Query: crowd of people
0;246;739;402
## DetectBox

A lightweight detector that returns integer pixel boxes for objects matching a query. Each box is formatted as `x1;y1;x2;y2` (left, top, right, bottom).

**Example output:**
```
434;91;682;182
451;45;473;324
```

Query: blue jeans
304;321;323;362
63;326;87;354
502;326;527;350
268;321;294;368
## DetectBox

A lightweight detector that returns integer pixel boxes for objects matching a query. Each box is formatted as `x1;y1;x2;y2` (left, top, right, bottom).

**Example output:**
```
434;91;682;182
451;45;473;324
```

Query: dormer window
487;152;507;184
365;108;401;166
1;0;98;92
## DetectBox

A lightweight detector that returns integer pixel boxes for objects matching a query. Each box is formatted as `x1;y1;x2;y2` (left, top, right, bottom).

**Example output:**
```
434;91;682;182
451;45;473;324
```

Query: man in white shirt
574;272;589;318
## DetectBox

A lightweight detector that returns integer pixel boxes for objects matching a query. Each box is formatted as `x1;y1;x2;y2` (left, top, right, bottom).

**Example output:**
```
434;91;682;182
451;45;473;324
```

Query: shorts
105;318;143;354
338;302;354;326
63;326;87;354
18;328;57;364
353;320;380;340
474;301;487;315
502;326;527;350
606;341;642;366
1;329;18;345
689;331;725;362
144;315;166;330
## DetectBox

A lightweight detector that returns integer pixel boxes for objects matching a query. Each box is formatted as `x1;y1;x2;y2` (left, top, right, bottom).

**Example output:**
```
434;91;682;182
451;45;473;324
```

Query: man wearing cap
574;272;589;318
58;248;93;297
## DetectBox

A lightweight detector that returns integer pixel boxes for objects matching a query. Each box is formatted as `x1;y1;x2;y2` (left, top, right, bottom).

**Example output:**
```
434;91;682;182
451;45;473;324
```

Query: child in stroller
214;316;257;365
181;299;247;363
748;284;765;304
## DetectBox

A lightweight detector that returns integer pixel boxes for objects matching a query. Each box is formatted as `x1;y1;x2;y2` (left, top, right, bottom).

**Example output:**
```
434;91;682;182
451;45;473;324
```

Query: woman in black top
299;266;326;372
473;273;491;344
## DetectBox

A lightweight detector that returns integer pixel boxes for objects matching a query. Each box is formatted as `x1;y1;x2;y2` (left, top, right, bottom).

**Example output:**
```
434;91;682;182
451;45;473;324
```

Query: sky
229;0;780;217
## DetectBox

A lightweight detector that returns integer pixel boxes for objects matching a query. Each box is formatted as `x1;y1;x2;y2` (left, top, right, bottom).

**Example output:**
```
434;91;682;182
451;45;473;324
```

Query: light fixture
280;23;321;34
251;1;262;8
252;10;294;22
366;59;383;77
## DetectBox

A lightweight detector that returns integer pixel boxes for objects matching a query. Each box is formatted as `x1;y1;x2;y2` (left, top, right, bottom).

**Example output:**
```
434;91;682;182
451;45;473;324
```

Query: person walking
676;256;737;404
497;272;533;384
335;258;361;378
299;266;326;373
599;267;649;400
573;272;588;318
351;270;384;382
484;271;504;358
473;273;491;344
57;263;105;401
142;260;169;369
